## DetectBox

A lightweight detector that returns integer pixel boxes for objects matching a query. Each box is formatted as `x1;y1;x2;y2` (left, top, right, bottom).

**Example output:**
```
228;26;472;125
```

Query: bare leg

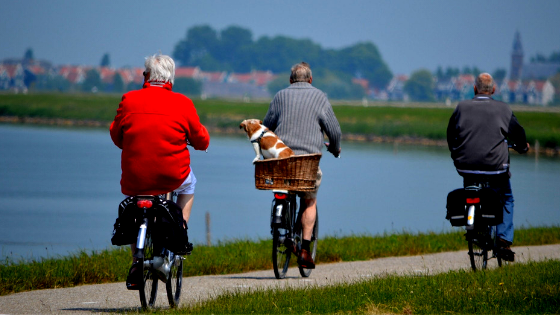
130;243;137;263
177;193;195;225
302;198;317;240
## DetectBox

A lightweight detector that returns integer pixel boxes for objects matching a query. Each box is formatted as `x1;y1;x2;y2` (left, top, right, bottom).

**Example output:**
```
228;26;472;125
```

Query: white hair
144;54;175;85
475;73;494;94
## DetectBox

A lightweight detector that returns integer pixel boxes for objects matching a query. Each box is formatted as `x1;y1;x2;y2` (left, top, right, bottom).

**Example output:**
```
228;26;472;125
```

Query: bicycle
446;179;508;271
124;193;186;309
253;153;322;279
270;190;318;279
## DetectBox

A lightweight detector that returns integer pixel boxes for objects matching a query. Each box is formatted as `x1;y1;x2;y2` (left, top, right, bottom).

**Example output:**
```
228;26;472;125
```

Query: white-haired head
475;73;495;94
290;62;312;83
144;54;175;85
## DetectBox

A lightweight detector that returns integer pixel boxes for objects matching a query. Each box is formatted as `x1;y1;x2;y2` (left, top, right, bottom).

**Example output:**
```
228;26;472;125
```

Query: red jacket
110;82;210;196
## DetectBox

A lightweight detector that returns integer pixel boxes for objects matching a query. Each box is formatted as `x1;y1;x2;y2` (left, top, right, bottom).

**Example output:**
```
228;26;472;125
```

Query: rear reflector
274;193;287;200
466;197;480;204
137;199;153;208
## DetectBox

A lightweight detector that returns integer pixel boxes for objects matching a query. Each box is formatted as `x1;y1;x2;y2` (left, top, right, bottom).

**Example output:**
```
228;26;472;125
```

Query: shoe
498;238;515;262
126;262;143;290
297;249;315;269
285;239;297;254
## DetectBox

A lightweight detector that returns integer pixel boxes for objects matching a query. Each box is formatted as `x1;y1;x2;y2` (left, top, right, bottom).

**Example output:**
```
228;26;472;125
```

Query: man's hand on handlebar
324;142;341;158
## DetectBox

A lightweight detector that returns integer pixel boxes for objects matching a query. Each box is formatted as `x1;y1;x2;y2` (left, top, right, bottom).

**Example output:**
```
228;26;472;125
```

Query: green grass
0;93;559;149
1;226;559;296
178;260;560;314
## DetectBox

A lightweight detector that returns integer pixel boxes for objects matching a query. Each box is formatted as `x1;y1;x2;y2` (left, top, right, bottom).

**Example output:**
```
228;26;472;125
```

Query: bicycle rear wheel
298;211;318;278
467;230;488;271
139;231;158;309
166;253;183;307
272;226;292;279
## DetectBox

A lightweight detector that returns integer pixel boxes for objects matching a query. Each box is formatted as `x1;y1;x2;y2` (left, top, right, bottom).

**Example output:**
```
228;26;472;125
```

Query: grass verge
1;226;559;296
179;259;560;314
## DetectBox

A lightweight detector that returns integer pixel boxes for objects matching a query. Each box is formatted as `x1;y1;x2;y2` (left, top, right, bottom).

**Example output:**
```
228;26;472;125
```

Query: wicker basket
254;154;322;191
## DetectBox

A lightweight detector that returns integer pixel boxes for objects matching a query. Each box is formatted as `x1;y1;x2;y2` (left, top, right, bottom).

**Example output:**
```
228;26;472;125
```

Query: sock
302;239;311;251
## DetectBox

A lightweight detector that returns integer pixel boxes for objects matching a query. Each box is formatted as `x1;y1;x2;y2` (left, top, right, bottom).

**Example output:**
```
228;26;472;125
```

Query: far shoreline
1;115;558;156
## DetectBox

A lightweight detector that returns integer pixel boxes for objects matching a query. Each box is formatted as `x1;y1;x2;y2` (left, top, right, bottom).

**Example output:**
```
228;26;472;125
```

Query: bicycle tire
272;226;291;279
467;230;488;271
298;210;318;278
166;253;183;307
139;230;158;309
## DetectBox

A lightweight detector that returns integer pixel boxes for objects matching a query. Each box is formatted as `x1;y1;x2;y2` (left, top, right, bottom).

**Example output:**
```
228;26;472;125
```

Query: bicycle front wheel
298;211;318;278
467;230;488;271
139;232;158;309
166;253;183;307
272;226;292;279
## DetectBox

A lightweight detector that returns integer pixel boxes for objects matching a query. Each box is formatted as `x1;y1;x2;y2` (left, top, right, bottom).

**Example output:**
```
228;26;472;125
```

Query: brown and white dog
239;119;294;163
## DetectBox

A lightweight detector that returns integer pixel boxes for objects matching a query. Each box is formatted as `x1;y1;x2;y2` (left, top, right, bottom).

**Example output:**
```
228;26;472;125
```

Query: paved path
1;244;559;314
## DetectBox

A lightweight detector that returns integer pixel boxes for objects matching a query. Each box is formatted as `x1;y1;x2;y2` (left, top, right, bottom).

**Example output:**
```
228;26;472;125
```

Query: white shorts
174;170;197;195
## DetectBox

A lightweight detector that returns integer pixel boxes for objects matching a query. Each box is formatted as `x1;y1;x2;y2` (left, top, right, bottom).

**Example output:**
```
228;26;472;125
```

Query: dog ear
259;120;263;124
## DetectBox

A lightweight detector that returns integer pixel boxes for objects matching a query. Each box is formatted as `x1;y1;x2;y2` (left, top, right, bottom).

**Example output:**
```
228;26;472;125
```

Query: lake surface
1;124;559;260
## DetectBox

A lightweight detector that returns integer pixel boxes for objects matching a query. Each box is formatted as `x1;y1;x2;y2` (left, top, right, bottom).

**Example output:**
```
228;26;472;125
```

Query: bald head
475;73;495;95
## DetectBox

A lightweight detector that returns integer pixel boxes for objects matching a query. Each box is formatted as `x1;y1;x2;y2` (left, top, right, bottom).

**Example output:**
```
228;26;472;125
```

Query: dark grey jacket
447;94;528;175
264;82;341;156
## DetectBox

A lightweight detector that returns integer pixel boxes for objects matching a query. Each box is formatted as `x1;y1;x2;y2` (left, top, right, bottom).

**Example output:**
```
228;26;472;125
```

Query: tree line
172;25;393;99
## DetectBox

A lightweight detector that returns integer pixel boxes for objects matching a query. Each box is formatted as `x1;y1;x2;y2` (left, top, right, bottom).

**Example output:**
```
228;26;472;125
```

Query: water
1;124;559;261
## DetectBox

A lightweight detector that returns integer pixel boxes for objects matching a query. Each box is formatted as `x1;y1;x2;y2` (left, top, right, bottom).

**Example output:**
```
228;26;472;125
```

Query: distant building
510;31;560;81
510;31;524;81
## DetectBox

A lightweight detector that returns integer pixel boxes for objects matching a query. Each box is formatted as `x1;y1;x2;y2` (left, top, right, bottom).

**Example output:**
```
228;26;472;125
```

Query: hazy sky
1;0;559;75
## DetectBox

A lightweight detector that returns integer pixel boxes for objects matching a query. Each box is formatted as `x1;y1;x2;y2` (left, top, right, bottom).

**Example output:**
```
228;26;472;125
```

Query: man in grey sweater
447;73;529;261
264;62;341;268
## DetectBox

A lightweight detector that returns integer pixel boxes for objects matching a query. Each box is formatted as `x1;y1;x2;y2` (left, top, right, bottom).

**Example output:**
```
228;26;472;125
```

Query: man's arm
320;104;342;156
109;96;126;149
263;97;278;132
184;99;210;151
508;113;529;154
446;109;459;152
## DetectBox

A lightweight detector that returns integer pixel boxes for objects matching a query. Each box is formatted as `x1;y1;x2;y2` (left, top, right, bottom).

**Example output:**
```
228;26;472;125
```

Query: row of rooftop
0;60;556;105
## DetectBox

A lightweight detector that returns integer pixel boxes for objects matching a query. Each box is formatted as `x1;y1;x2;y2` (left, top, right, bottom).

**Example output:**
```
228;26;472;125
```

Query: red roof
352;78;369;90
175;67;200;78
201;71;226;82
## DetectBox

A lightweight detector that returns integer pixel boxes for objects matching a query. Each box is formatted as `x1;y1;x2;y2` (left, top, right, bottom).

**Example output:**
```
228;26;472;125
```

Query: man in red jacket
110;54;210;288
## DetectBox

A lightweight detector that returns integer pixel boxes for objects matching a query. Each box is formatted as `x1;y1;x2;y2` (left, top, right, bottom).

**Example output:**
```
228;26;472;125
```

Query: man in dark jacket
447;73;529;261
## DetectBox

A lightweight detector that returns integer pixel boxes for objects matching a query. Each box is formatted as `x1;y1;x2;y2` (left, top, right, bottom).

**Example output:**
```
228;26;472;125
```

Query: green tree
100;53;111;67
173;25;220;66
549;71;560;105
218;26;254;72
404;69;435;102
113;72;125;93
82;69;102;92
173;78;202;96
492;68;507;81
172;25;393;89
313;69;366;100
31;74;70;92
267;73;290;96
336;42;392;89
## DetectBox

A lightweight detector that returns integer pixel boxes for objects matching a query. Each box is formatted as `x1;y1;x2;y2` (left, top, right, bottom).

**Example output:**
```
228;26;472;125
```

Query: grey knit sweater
264;82;341;156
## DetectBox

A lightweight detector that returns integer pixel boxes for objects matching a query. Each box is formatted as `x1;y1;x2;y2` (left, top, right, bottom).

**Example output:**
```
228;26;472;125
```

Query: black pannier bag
111;197;141;246
153;200;191;255
446;188;504;227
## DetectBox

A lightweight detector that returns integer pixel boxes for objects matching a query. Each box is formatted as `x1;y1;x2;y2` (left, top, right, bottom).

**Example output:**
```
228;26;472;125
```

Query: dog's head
239;119;264;136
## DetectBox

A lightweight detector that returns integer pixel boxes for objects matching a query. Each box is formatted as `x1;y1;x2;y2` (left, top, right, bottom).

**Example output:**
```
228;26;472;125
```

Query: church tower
510;31;524;81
